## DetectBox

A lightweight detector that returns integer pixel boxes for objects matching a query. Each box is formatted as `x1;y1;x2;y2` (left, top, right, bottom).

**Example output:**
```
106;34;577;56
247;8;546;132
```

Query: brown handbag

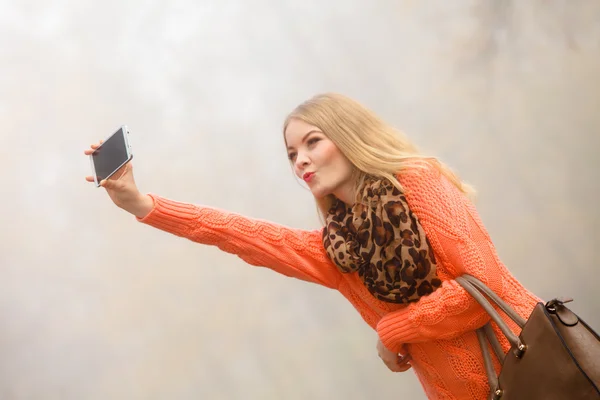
455;275;600;400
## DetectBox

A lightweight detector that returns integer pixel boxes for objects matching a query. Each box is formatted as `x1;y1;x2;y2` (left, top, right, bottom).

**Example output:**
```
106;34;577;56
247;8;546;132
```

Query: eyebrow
286;130;322;150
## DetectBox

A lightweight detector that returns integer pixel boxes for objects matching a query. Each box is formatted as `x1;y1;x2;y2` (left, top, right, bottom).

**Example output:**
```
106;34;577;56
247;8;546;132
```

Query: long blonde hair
283;93;475;219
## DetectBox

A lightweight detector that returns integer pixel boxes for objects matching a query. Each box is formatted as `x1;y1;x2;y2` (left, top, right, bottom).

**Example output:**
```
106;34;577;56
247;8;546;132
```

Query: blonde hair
283;93;475;219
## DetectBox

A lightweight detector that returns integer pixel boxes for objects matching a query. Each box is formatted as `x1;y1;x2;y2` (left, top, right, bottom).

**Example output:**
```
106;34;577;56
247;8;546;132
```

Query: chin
310;187;332;200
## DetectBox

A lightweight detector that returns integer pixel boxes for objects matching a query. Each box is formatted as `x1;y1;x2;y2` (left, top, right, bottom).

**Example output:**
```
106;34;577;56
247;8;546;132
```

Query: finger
385;361;411;373
100;179;114;189
393;363;412;372
397;353;412;366
85;141;104;154
392;354;412;373
101;178;125;190
85;176;95;182
383;361;396;371
86;140;104;153
385;359;411;372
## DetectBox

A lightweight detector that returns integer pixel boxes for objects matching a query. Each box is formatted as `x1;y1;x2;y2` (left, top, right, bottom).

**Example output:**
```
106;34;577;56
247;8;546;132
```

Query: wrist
129;193;154;219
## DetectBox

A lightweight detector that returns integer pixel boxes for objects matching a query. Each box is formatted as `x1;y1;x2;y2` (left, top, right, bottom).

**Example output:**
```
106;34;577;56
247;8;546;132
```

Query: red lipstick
303;172;315;182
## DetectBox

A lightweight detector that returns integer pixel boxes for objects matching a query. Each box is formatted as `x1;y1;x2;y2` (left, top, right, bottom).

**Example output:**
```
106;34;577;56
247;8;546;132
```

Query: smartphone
89;125;133;187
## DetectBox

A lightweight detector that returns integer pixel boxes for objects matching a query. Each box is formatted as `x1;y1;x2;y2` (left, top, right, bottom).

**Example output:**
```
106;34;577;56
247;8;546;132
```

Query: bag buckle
545;297;573;312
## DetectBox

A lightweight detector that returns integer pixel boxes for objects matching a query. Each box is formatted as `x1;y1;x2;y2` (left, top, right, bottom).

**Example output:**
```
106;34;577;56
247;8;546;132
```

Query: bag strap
477;327;499;400
456;275;530;399
459;275;526;328
483;322;505;363
455;276;527;357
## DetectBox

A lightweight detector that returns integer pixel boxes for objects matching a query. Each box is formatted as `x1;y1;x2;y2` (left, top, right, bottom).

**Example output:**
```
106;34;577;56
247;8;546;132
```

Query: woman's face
284;118;355;203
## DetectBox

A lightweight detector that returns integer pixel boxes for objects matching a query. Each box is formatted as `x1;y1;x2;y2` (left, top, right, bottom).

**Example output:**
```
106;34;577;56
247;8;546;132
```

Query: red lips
303;172;315;182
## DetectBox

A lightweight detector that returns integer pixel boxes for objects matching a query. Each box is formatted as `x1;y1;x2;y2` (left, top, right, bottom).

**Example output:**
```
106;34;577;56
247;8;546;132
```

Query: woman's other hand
377;339;412;372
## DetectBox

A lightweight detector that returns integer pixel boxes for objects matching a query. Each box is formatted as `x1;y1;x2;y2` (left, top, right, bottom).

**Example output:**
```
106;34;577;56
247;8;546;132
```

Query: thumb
100;179;120;190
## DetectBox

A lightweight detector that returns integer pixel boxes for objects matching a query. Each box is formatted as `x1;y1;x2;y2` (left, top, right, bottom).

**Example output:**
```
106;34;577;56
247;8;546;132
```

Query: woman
85;93;540;399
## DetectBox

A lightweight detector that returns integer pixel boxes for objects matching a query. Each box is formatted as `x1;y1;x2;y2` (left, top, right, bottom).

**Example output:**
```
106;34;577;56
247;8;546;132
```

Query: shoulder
396;161;465;210
396;162;470;237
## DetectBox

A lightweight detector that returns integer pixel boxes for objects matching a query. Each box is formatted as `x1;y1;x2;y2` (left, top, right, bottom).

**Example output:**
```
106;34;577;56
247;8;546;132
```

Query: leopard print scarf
322;178;442;304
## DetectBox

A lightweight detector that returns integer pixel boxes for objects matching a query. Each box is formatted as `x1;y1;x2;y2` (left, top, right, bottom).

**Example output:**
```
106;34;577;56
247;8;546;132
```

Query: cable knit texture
137;165;541;400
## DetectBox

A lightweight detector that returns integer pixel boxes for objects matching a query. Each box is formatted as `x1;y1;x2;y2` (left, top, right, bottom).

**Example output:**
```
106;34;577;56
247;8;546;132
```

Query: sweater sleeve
376;166;505;352
137;194;342;289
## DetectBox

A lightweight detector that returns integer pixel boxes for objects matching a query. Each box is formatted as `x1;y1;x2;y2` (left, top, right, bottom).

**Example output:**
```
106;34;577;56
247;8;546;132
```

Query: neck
333;183;356;206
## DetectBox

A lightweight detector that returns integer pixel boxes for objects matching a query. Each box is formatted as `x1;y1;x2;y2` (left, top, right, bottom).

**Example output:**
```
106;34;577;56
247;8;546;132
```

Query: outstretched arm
137;194;342;289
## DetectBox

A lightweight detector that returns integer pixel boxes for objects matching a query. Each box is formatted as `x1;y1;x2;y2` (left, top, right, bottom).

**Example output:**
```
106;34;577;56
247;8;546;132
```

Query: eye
307;137;320;147
287;152;297;161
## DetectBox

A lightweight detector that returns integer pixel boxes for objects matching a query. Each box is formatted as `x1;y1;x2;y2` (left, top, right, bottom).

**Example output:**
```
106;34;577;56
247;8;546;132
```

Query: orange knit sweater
137;166;540;400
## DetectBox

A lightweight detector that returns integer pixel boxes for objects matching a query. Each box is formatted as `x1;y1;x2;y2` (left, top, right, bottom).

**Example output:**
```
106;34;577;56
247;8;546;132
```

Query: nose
294;151;310;170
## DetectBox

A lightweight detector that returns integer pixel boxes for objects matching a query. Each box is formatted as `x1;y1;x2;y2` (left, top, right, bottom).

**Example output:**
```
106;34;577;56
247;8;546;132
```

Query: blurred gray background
1;1;599;399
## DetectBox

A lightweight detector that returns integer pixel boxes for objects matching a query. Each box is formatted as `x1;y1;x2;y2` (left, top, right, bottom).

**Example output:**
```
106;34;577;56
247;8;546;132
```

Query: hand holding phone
85;126;153;218
89;125;133;186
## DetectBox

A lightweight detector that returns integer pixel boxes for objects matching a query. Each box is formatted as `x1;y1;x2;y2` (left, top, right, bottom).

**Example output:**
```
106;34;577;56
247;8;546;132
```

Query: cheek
325;147;352;176
317;142;342;165
293;164;303;178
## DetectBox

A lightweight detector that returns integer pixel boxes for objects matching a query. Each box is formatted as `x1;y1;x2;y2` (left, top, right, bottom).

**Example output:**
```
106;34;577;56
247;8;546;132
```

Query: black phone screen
92;127;130;183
